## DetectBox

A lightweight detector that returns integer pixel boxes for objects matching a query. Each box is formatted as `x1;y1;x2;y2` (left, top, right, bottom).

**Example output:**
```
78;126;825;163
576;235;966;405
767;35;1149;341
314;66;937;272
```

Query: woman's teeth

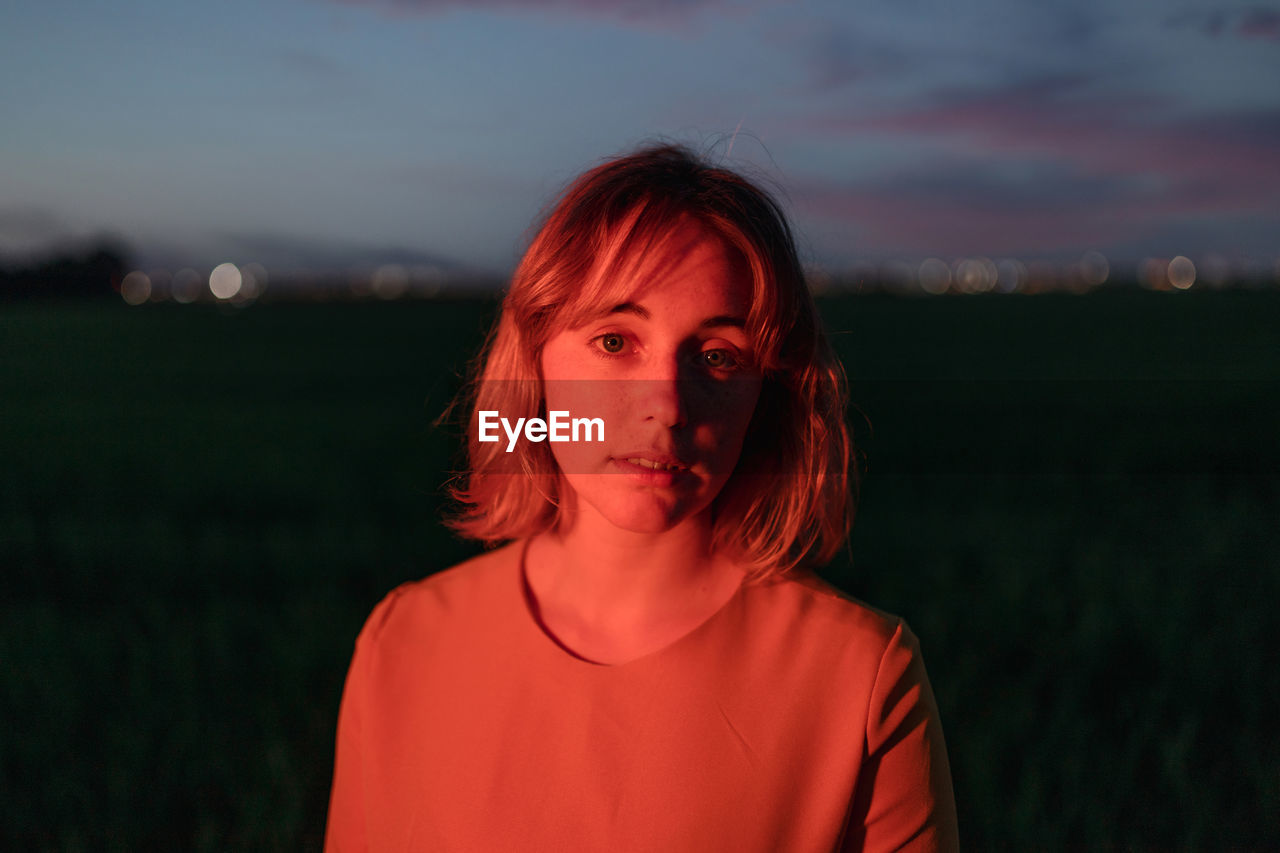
626;458;684;471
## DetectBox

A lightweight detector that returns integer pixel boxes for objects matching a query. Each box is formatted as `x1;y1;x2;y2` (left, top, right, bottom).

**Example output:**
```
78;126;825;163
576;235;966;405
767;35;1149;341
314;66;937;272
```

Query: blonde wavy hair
445;144;853;579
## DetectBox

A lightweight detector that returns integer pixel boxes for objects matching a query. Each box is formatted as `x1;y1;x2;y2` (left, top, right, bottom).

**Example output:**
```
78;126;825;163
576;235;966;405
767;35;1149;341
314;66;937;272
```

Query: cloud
764;19;912;93
1167;6;1280;42
791;161;1185;258
788;71;1280;258
1238;7;1280;41
804;74;1280;215
764;2;1114;103
327;0;746;29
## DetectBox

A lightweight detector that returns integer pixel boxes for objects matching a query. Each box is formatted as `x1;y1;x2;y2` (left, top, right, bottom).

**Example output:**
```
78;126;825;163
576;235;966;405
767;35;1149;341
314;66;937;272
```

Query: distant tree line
0;240;131;300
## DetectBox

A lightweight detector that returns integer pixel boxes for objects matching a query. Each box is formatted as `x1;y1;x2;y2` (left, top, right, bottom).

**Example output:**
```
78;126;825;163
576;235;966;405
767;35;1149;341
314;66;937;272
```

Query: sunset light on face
539;224;762;534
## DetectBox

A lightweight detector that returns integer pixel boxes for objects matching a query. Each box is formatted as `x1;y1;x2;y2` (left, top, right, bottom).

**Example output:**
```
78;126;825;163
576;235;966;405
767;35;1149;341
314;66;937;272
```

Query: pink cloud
815;93;1278;199
792;180;1182;258
793;81;1280;255
1238;8;1280;42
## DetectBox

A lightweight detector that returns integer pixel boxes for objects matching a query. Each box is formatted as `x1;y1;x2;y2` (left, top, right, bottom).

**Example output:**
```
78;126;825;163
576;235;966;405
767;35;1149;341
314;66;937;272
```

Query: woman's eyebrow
700;315;746;330
604;301;648;320
603;302;746;330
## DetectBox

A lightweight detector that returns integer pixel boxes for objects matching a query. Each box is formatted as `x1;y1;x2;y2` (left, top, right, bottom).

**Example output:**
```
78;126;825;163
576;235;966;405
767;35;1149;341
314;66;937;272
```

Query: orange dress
325;542;959;852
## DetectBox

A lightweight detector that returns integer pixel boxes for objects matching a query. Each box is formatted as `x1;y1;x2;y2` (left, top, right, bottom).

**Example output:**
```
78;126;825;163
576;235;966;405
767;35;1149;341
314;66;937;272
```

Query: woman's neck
523;502;745;662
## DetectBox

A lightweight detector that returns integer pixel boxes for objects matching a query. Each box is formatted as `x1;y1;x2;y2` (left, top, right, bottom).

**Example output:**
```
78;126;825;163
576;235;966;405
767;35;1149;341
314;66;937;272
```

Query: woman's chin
588;495;703;535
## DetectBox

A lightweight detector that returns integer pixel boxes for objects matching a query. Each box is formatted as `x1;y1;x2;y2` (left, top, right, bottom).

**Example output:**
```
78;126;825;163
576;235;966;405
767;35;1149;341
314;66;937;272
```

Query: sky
2;0;1278;281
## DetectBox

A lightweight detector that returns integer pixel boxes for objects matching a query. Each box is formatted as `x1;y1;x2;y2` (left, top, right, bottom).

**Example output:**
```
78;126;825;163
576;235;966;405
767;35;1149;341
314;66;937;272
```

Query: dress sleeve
324;625;370;853
325;587;407;853
842;620;959;853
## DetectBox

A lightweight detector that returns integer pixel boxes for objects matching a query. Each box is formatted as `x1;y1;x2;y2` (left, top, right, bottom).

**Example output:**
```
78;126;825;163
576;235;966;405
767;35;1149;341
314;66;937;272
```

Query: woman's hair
445;143;853;579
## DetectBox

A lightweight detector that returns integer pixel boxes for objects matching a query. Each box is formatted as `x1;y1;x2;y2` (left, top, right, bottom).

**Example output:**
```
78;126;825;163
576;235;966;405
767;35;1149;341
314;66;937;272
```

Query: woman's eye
701;349;739;370
595;334;626;354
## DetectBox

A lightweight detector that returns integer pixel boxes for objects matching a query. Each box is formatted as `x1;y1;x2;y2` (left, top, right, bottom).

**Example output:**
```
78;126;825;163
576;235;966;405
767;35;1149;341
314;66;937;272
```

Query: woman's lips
623;456;686;472
610;455;692;485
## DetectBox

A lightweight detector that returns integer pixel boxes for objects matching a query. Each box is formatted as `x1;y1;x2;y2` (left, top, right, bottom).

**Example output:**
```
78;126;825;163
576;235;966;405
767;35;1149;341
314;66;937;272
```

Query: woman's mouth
623;457;687;472
611;456;692;484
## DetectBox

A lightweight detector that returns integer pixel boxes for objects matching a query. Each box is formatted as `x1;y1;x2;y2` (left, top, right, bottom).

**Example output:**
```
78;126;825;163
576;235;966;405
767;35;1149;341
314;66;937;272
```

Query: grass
2;289;1277;849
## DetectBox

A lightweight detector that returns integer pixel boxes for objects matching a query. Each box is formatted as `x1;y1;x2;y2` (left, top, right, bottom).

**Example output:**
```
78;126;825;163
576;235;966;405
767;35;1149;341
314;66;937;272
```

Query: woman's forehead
569;221;753;323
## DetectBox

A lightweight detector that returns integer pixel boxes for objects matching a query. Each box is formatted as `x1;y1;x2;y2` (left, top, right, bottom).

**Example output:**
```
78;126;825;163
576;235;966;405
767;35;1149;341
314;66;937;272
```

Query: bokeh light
996;259;1026;293
1168;255;1196;290
955;258;996;294
147;269;172;302
918;258;950;295
209;262;242;300
120;271;151;306
172;268;203;304
410;264;444;298
372;264;409;300
880;260;915;292
239;262;268;300
1139;258;1169;290
1079;251;1110;287
1025;261;1058;294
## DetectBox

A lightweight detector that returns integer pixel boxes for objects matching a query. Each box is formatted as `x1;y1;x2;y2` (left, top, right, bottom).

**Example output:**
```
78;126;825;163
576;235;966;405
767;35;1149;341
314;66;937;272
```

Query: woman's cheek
541;382;624;474
702;378;761;434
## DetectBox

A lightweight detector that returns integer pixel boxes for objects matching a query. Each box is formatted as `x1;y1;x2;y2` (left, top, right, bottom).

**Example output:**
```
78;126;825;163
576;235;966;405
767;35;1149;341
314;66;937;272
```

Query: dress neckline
513;537;749;670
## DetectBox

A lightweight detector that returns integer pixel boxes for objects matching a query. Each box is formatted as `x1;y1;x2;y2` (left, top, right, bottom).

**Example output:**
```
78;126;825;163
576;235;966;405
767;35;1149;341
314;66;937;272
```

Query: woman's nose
636;356;688;429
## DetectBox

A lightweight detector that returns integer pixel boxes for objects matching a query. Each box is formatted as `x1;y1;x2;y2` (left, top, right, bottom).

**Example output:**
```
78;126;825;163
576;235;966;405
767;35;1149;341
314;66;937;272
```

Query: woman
325;145;959;851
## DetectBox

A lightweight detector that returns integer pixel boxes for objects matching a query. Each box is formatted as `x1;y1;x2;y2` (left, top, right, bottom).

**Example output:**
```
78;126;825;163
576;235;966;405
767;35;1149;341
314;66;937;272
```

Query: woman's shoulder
758;567;905;631
355;541;522;649
740;567;921;664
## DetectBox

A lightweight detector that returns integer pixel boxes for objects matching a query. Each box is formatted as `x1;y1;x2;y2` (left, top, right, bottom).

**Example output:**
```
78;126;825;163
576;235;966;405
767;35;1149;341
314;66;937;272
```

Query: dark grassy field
3;289;1278;850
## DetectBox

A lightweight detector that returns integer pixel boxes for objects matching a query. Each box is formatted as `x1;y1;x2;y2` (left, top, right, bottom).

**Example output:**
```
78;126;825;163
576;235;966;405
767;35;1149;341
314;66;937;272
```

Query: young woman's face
539;222;763;535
